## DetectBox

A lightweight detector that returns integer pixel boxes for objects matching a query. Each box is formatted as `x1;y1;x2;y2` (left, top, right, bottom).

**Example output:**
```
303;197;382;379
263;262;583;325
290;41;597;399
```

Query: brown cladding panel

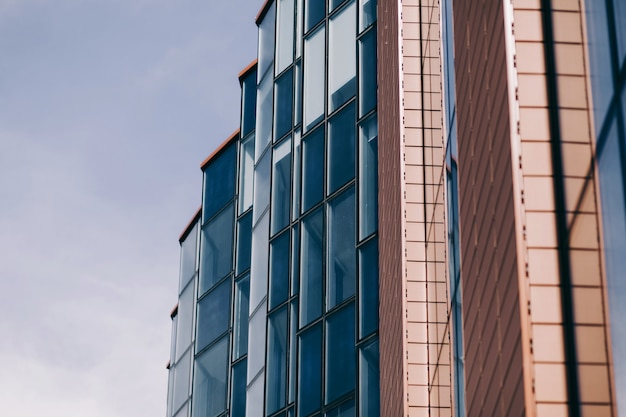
452;0;526;416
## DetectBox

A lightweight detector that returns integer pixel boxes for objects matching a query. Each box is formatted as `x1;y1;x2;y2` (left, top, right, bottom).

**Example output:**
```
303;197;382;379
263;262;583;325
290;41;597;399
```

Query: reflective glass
292;129;302;220
276;0;296;74
231;359;247;417
358;338;379;417
179;222;198;292
358;114;378;239
196;279;231;352
173;349;191;413
300;207;324;326
330;0;348;12
253;152;271;224
275;70;294;141
239;135;255;214
296;0;303;58
199;205;234;295
246;376;265;417
302;126;325;212
328;103;356;194
233;275;250;359
291;224;300;296
358;29;377;117
584;0;613;123
256;74;275;160
294;62;303;127
327;187;356;309
325;303;356;404
614;0;626;61
203;143;237;222
192;337;229;417
326;399;355;417
241;69;258;137
304;26;326;131
258;2;276;80
236;212;253;275
305;0;325;32
359;237;378;338
250;212;270;310
173;401;189;417
328;2;356;112
266;307;289;414
270;231;291;309
247;304;268;382
359;0;376;32
272;137;293;235
175;281;194;361
298;323;323;416
289;301;298;403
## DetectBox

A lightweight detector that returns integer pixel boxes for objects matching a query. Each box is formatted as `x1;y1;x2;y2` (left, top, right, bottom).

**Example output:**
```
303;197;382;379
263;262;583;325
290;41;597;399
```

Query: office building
165;1;626;416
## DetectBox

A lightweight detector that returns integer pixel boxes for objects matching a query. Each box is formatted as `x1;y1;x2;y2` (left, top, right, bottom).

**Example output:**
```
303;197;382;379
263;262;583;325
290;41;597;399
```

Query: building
165;1;625;417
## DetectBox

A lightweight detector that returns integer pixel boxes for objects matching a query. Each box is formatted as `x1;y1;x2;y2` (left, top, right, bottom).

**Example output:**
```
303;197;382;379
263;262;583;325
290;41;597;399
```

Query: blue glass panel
358;29;377;117
270;231;291;309
305;0;325;32
172;348;191;413
256;73;275;160
196;279;231;352
276;0;296;74
192;337;229;417
233;275;250;359
293;129;302;220
294;63;303;127
304;26;326;131
300;207;324;326
203;143;237;222
613;0;626;63
179;221;198;293
175;282;194;361
288;301;298;403
272;137;293;235
230;359;247;417
275;69;294;141
291;224;300;296
302;126;325;212
327;187;356;309
358;114;378;239
584;0;613;124
236;212;253;275
241;69;258;137
258;2;276;80
325;303;356;404
298;323;323;416
239;134;255;214
326;399;355;417
359;0;376;32
200;205;234;294
328;2;356;113
266;307;289;414
253;152;271;224
358;338;379;417
359;237;378;338
328;103;356;194
330;0;347;12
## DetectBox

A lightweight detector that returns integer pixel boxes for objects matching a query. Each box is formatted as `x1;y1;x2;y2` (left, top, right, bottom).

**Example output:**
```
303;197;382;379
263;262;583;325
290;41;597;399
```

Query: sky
0;0;259;416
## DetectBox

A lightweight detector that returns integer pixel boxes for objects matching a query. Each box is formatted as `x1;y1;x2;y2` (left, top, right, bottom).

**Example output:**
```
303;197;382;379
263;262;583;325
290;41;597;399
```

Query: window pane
275;70;294;141
256;73;275;160
359;0;376;32
253;152;271;224
276;0;295;74
359;114;378;239
326;399;355;417
233;275;250;359
270;231;291;310
173;401;189;417
200;205;234;295
327;187;356;309
266;307;289;414
175;281;194;361
272;137;293;235
236;212;253;275
328;2;356;112
305;0;325;32
359;338;379;417
289;301;298;403
302;126;325;212
325;303;356;404
298;323;323;416
196;279;231;352
203;143;237;222
300;208;324;326
250;212;270;310
292;128;302;220
294;62;303;127
179;221;198;293
231;359;247;417
330;0;348;12
247;303;268;380
358;29;377;117
328;103;356;194
296;0;303;58
303;26;326;131
359;237;378;338
241;69;258;137
239;134;255;214
258;1;276;80
291;224;300;296
173;349;191;412
192;337;229;417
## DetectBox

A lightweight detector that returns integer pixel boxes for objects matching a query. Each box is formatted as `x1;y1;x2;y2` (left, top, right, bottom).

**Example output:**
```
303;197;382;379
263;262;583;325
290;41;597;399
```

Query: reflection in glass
276;0;295;74
196;279;231;352
192;337;229;417
173;401;188;417
272;137;293;235
298;323;322;416
270;231;291;309
247;303;268;381
266;307;288;414
359;114;378;239
173;349;191;413
289;301;298;403
359;338;379;417
326;399;355;417
294;62;303;127
325;303;356;404
303;26;326;131
328;103;356;194
296;0;303;58
300;208;324;326
233;275;250;360
230;359;247;417
327;188;356;309
291;224;300;296
304;0;324;32
241;69;258;137
275;70;294;141
302;126;325;212
203;143;237;222
328;2;356;112
359;238;378;338
256;74;275;160
175;281;194;361
236;212;253;275
292;129;302;220
179;221;198;293
359;0;376;32
253;152;271;224
239;135;255;214
250;213;270;309
258;1;276;80
358;29;377;117
330;0;347;12
200;205;234;294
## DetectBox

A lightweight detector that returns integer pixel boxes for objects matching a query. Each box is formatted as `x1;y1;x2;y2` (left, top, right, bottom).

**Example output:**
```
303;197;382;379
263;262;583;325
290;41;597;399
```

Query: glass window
241;69;258;137
175;281;194;361
359;0;376;32
200;205;234;295
304;26;326;131
173;349;191;413
236;212;253;275
296;0;303;58
291;224;300;296
289;301;298;403
327;187;356;309
173;401;189;417
326;399;355;417
358;113;378;239
270;231;291;310
253;152;272;224
302;126;325;212
305;0;325;32
358;28;377;117
179;221;198;293
239;134;255;214
328;2;356;113
325;303;356;404
233;275;250;360
330;0;348;12
614;0;626;62
247;304;268;381
196;279;231;352
192;337;229;417
256;73;275;160
230;359;247;417
250;213;270;310
203;143;237;222
328;103;356;194
584;0;612;123
358;338;379;417
266;307;289;414
294;62;303;127
292;129;302;220
272;137;293;235
275;70;294;141
276;0;296;74
359;237;378;338
298;323;323;416
300;208;324;327
170;313;178;365
258;1;276;80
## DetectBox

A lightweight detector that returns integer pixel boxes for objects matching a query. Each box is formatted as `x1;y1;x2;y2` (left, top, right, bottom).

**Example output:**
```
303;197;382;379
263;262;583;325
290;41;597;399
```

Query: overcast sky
0;0;259;415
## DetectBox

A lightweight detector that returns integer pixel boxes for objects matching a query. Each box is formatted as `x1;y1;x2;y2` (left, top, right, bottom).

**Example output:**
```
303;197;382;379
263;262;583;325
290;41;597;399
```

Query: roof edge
200;128;240;170
255;0;273;25
238;59;258;83
178;207;202;243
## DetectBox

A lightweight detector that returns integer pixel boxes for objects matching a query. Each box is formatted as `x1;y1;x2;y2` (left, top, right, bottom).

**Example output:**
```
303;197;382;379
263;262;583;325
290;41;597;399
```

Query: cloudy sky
0;0;259;415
